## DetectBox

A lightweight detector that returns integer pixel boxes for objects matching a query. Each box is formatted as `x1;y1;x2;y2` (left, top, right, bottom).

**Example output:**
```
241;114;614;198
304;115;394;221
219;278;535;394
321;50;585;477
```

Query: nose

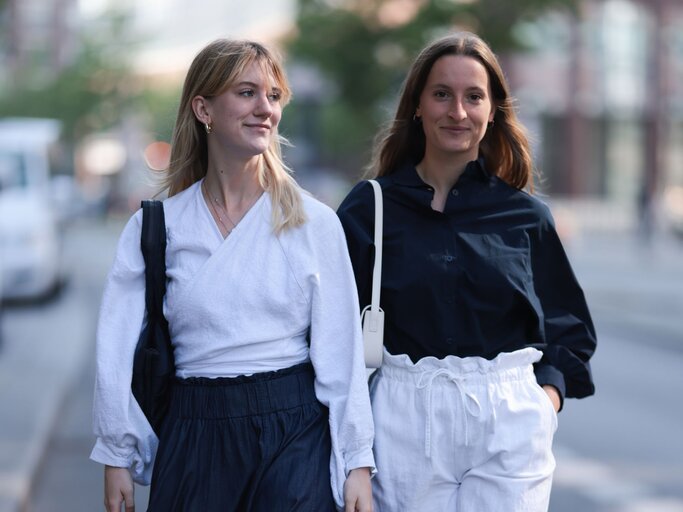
254;92;273;118
448;98;466;120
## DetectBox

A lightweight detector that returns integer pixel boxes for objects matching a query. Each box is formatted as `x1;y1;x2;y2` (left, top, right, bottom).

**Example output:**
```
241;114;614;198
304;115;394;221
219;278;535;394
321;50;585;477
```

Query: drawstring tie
416;368;482;458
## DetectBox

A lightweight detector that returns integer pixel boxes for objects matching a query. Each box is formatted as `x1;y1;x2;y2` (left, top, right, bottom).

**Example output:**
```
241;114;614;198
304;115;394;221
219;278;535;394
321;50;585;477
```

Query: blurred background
0;0;681;511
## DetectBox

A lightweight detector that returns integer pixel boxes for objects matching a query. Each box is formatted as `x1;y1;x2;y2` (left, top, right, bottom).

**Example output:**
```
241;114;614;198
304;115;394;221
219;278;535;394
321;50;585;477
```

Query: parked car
0;118;63;301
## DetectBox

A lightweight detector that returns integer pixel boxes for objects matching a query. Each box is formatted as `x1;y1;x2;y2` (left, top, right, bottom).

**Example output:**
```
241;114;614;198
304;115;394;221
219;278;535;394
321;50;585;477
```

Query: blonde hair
163;39;305;232
369;32;534;191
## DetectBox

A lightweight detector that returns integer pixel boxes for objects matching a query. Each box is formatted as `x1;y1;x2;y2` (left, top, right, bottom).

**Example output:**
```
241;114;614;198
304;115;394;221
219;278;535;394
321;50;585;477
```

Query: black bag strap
141;200;167;320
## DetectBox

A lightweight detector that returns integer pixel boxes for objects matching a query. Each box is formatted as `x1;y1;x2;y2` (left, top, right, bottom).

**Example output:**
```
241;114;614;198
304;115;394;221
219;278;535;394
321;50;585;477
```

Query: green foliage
135;85;182;144
0;10;137;144
286;0;578;173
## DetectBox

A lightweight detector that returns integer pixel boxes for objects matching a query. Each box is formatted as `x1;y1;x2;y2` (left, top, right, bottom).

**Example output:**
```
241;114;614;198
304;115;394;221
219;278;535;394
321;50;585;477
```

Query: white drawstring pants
370;347;557;512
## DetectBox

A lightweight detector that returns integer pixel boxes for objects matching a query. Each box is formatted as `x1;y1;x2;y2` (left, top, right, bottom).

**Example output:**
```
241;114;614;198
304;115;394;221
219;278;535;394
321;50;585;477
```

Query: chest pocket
458;231;532;292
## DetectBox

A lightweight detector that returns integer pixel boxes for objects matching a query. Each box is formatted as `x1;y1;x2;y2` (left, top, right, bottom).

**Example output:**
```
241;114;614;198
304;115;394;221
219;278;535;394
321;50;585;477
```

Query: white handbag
360;180;384;368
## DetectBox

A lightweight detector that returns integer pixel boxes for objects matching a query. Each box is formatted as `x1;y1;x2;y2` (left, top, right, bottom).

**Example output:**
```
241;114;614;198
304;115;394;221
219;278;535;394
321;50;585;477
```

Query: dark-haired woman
337;32;596;512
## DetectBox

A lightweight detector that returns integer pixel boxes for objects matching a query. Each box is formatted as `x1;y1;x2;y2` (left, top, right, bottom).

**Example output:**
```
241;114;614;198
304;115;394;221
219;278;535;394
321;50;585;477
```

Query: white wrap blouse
90;180;375;506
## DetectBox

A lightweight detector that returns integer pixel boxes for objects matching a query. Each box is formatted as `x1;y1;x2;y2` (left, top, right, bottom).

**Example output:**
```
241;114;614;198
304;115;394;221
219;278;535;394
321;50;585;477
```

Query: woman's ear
191;95;211;125
489;104;498;123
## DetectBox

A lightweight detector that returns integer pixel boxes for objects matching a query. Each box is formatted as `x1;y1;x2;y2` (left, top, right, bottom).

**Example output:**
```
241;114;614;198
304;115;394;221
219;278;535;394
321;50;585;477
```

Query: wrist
349;467;371;477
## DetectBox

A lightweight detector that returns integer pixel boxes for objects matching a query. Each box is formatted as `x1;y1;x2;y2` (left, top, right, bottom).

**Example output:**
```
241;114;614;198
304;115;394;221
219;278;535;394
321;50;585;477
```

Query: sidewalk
0;216;123;512
564;229;683;352
545;196;683;348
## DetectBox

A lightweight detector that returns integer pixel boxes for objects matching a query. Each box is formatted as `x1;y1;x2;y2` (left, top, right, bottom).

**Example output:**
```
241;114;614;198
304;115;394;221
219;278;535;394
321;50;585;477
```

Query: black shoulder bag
132;200;175;436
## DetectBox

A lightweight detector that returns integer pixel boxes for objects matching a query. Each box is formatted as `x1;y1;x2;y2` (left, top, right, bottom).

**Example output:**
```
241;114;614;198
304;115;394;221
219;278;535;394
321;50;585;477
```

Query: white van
0;118;62;301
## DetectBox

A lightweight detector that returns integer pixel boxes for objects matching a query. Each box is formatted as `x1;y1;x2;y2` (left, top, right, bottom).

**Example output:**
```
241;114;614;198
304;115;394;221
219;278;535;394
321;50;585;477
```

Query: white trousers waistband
376;347;543;457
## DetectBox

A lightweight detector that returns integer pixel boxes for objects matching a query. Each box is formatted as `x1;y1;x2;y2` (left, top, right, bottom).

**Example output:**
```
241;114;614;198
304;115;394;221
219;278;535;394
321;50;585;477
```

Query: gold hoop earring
204;122;212;134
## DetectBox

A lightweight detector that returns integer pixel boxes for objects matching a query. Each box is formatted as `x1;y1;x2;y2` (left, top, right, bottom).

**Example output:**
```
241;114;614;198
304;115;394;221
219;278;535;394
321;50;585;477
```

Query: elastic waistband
169;362;317;419
379;347;543;384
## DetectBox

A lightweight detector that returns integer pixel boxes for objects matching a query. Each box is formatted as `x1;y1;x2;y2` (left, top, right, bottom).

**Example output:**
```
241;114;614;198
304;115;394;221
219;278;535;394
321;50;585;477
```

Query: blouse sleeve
306;210;376;507
530;203;597;408
89;209;158;485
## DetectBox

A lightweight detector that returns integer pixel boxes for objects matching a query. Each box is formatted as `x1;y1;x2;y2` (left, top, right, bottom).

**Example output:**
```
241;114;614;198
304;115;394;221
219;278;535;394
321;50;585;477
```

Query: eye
268;91;282;102
239;89;255;97
468;92;484;102
434;90;450;99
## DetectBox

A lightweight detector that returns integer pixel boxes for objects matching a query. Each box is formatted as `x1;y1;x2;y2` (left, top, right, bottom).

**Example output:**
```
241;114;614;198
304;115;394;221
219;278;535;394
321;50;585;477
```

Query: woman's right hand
104;465;135;512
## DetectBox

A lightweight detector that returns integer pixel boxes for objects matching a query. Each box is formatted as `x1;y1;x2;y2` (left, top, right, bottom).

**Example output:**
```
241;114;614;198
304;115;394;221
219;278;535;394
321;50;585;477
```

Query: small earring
413;113;421;123
204;122;212;134
488;120;495;128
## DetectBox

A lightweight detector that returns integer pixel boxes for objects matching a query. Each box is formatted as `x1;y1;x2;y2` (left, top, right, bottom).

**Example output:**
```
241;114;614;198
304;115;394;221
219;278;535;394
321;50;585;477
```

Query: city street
3;215;682;512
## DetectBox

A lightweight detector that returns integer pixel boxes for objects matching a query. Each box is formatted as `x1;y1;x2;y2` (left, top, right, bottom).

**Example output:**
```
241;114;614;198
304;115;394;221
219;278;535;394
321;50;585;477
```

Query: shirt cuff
534;363;566;411
89;437;134;468
345;446;377;477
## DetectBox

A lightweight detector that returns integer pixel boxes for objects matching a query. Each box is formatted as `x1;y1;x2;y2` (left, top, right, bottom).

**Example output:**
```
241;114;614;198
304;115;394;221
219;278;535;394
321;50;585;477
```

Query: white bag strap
368;179;383;319
361;179;384;368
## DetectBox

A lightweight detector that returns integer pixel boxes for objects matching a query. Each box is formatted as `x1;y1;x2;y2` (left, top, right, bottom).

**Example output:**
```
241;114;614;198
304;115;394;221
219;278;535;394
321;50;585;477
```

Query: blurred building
1;0;80;89
510;0;683;230
2;0;681;227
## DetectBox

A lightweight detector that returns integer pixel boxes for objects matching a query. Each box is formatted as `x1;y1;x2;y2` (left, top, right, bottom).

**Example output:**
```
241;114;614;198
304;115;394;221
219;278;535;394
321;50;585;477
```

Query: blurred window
0;151;28;190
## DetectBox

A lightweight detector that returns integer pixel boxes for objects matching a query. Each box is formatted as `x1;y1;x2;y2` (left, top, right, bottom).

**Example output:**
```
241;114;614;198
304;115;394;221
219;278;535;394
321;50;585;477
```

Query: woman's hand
344;466;373;512
542;384;561;413
104;465;135;512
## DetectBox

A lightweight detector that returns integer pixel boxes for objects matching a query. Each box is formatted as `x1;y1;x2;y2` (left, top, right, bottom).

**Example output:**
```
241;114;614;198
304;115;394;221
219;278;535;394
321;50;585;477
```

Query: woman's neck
416;153;473;212
205;155;263;206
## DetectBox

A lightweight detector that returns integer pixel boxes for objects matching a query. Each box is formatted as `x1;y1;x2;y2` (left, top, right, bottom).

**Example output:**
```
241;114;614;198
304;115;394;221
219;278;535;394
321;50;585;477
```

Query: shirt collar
390;156;492;187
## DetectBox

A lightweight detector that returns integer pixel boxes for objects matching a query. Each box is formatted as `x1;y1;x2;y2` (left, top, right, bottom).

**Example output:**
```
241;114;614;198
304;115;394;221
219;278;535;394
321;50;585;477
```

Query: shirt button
444;255;455;263
445;337;454;345
451;189;459;196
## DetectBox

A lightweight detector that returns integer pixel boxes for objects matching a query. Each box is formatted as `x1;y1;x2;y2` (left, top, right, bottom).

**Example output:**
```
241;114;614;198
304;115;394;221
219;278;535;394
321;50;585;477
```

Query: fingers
344;498;372;512
123;488;135;512
104;490;135;512
104;495;121;512
104;465;135;512
344;467;373;512
355;497;373;512
345;497;373;512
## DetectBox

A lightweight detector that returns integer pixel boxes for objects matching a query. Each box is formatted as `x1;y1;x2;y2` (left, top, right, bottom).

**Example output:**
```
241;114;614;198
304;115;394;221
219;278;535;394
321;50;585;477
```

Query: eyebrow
428;83;487;92
235;81;282;93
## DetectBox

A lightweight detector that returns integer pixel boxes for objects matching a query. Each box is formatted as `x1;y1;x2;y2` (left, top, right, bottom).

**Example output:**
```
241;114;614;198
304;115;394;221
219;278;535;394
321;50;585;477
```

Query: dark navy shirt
336;158;596;403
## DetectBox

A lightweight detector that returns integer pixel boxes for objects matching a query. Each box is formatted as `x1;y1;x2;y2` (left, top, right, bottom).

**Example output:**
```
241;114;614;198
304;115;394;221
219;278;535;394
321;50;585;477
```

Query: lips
441;125;468;132
246;123;270;130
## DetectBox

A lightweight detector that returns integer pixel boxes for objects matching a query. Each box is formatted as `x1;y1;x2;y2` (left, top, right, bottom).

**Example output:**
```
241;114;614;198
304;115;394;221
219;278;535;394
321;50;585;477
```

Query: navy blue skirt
147;362;336;511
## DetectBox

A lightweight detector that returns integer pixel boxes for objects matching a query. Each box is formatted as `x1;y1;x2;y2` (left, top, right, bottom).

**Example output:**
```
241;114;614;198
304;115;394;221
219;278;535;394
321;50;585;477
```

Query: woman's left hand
542;384;561;412
343;467;373;512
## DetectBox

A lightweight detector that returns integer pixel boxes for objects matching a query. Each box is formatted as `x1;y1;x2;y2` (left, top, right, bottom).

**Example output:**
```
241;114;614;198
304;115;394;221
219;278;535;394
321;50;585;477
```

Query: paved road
8;219;683;511
549;231;683;512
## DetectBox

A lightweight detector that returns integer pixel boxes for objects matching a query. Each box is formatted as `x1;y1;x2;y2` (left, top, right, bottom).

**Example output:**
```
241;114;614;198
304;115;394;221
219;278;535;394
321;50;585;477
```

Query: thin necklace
202;179;235;236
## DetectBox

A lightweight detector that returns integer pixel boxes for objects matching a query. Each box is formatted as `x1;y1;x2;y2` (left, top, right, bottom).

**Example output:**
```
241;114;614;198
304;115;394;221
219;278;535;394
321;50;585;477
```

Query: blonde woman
337;32;596;511
91;39;374;512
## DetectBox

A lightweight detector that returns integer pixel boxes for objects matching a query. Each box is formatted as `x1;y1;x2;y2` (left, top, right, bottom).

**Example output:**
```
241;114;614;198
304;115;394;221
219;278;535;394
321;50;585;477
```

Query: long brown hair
163;39;305;232
369;32;533;191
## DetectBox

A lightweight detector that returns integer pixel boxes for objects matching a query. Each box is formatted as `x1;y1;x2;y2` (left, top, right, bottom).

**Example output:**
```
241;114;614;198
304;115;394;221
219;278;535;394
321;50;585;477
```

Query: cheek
271;106;283;127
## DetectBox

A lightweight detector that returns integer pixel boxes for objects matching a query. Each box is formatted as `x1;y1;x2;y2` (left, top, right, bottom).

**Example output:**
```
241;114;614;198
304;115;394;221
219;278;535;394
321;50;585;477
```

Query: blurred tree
286;0;578;177
0;9;137;146
137;84;182;144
